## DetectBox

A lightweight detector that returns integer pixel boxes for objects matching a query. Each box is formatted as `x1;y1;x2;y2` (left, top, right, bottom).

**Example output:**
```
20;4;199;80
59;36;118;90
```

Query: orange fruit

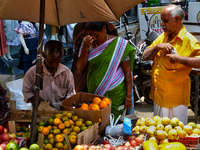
53;118;61;126
58;123;65;130
64;121;71;128
69;135;77;145
62;111;68;116
52;125;58;129
53;128;61;135
47;125;52;130
99;100;108;109
73;126;80;134
81;103;89;109
102;97;111;105
90;104;100;110
54;113;63;120
41;127;50;136
72;115;78;122
44;143;53;150
51;148;58;150
47;133;54;139
66;112;73;119
70;131;77;137
69;119;75;125
75;121;83;127
63;144;68;150
49;138;55;146
99;118;102;123
93;97;101;105
63;128;72;135
55;134;64;143
55;143;63;149
89;103;94;110
62;116;69;122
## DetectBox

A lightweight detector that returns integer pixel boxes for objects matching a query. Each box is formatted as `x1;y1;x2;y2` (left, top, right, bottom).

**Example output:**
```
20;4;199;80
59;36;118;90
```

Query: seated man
22;40;75;110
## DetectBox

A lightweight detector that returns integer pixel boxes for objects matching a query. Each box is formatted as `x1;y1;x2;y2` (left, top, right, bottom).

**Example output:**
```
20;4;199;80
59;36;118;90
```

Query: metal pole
30;0;45;145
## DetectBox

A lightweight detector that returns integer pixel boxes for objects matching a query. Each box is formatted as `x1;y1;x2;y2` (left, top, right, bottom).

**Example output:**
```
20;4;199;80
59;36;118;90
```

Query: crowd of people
3;4;200;124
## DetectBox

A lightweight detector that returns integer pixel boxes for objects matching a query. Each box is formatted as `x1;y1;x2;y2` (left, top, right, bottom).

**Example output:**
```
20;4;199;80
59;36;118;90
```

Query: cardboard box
61;93;112;134
10;100;72;122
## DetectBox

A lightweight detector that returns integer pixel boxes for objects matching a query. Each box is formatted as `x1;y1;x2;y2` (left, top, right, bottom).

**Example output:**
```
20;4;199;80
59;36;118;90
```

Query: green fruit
5;142;19;150
16;126;21;132
21;126;27;131
19;148;29;150
23;127;29;132
29;143;40;150
38;121;45;126
80;126;87;131
44;139;49;144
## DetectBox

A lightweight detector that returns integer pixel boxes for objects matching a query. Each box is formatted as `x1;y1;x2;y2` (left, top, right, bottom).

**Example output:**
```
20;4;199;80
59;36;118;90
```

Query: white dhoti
154;102;188;125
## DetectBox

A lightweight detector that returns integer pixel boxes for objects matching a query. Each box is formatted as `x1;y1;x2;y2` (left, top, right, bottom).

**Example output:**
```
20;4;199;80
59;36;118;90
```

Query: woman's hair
44;40;64;58
170;5;185;21
85;22;106;31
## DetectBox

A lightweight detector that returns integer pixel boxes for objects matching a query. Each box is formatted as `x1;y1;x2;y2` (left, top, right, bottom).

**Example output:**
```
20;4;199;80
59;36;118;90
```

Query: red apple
0;126;4;135
8;133;16;140
88;145;97;150
114;146;123;150
123;142;131;147
9;139;18;144
1;134;10;142
102;140;110;145
102;144;113;150
127;135;136;142
122;146;130;150
135;136;144;145
82;144;89;150
0;137;2;144
0;142;8;150
74;145;84;150
3;128;8;134
129;140;138;147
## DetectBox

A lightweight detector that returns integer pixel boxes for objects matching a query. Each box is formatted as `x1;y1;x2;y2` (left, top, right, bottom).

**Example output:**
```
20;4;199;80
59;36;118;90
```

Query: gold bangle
125;97;132;101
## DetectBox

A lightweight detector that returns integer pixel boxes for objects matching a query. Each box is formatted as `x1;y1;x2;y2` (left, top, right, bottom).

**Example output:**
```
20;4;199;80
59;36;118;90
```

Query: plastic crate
169;136;200;150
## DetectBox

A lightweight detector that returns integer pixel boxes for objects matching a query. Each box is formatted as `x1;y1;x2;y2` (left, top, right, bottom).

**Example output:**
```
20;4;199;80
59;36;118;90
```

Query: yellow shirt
148;26;200;107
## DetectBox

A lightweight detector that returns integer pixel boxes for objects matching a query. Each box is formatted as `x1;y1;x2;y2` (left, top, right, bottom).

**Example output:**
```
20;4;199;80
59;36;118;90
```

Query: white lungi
154;102;188;125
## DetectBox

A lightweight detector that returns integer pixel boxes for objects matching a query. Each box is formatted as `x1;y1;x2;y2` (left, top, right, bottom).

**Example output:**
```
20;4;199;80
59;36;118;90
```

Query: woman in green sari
77;22;136;121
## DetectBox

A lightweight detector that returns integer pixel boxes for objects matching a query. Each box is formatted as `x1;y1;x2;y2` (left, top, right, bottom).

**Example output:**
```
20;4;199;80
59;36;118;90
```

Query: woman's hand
124;97;132;109
82;35;93;50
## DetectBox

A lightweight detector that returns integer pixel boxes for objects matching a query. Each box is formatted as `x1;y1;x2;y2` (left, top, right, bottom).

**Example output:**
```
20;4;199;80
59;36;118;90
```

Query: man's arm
166;52;200;68
143;43;174;61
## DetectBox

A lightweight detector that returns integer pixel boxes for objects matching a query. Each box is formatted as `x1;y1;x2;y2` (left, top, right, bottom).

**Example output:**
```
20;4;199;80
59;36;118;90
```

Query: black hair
85;22;106;31
44;40;64;58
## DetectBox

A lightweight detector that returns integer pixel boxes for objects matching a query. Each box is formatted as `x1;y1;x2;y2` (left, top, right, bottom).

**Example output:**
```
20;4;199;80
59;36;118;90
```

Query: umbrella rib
55;0;60;26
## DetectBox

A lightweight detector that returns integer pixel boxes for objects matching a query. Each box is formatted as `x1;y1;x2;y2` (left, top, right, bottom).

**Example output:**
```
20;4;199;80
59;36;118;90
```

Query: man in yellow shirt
143;4;200;124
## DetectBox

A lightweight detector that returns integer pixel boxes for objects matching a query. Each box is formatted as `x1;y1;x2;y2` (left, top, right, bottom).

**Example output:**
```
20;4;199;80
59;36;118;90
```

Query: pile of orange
37;111;93;149
79;97;110;111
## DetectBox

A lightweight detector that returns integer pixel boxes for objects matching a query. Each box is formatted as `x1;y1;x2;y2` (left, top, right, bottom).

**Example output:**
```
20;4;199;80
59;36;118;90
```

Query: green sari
87;37;136;121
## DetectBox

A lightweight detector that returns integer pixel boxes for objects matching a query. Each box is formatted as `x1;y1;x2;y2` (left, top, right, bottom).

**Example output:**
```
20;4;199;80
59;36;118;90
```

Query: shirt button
155;88;157;90
155;76;156;78
157;65;159;67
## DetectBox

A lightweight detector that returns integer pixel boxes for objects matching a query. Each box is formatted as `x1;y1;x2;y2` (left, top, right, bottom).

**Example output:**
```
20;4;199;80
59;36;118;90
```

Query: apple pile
0;125;21;150
74;134;145;150
132;116;200;147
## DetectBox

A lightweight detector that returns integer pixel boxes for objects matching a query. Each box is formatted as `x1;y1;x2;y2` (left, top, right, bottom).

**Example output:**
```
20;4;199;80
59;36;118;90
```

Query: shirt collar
42;60;64;77
164;25;187;41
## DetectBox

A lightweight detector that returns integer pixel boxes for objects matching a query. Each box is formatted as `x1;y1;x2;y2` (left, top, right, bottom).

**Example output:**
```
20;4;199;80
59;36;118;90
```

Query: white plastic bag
6;78;32;110
105;114;124;136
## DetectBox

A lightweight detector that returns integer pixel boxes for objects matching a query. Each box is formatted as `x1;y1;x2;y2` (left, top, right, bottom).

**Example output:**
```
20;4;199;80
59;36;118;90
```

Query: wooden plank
8;121;16;133
38;133;44;149
64;133;72;150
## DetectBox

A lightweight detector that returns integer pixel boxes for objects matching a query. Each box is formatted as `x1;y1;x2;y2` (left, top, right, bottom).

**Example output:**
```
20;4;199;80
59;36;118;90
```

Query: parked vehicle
121;13;159;104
